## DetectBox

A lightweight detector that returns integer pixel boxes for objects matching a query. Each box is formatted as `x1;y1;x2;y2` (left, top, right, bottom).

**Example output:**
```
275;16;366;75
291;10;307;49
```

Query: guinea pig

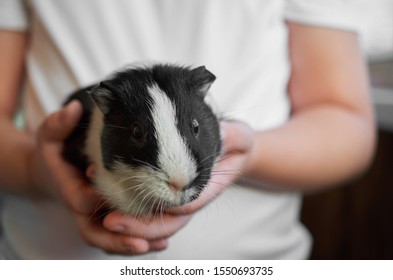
62;63;222;216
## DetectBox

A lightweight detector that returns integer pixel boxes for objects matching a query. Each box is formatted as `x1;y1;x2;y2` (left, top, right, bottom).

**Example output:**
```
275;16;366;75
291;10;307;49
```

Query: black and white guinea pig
62;63;222;216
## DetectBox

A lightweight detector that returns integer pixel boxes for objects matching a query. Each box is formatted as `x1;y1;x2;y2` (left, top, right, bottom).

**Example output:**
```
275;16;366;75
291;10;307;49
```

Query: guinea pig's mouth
102;162;206;215
149;184;203;213
180;182;205;203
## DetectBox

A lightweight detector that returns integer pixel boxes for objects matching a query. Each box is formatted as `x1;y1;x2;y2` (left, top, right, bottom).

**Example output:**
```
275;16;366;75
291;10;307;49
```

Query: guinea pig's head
90;64;221;216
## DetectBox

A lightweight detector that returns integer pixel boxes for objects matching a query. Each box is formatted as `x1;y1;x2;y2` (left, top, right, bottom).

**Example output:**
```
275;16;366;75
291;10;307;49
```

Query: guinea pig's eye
192;119;199;137
131;122;146;143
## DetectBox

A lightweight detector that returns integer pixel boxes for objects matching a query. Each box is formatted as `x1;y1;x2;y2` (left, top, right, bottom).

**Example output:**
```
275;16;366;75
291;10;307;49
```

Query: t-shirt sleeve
0;0;30;31
284;0;360;32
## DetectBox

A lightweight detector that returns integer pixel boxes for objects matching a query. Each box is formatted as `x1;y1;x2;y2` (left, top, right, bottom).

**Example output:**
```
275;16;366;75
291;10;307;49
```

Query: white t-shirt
0;0;358;259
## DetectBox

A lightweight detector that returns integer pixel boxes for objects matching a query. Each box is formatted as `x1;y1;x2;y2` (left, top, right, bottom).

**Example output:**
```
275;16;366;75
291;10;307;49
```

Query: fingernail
65;100;79;111
111;225;126;233
65;100;82;118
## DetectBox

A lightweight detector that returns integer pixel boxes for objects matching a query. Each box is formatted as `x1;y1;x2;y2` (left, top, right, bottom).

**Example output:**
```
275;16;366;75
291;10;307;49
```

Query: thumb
38;100;83;142
220;120;254;153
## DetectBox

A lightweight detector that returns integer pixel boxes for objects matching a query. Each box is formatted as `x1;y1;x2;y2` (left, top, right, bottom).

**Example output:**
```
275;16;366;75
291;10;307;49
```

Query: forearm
0;30;34;195
243;23;377;191
0;118;36;196
244;105;376;191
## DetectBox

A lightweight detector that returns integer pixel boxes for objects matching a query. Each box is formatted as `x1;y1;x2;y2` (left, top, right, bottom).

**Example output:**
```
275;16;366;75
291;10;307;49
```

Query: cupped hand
28;101;162;255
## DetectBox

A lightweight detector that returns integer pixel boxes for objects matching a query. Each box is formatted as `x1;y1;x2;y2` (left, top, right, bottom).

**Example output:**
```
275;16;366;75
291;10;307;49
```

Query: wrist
22;134;45;198
0;126;40;197
25;140;55;200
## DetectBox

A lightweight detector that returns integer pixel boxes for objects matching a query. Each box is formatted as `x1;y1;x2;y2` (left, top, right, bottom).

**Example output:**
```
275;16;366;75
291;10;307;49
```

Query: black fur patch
97;68;159;170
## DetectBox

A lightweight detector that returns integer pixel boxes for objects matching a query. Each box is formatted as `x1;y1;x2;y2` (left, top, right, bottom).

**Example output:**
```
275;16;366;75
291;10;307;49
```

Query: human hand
102;120;255;251
29;101;98;203
29;101;162;255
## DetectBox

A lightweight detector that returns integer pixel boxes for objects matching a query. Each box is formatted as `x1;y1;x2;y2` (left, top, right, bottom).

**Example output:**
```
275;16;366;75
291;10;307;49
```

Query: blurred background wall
301;0;393;259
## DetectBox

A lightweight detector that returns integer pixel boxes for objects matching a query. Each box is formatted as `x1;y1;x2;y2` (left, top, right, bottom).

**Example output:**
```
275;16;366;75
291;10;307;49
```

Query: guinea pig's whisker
157;200;166;217
130;158;162;174
140;188;158;211
71;122;127;130
198;151;222;165
109;176;150;193
216;103;267;120
123;178;154;199
149;196;162;220
131;186;156;218
212;153;240;165
139;195;158;220
211;170;243;176
114;180;149;197
205;180;230;188
199;171;244;185
140;200;155;221
110;168;153;186
107;180;153;216
156;203;171;238
70;122;91;129
105;124;128;130
197;165;241;178
200;176;230;188
88;200;113;221
126;196;144;218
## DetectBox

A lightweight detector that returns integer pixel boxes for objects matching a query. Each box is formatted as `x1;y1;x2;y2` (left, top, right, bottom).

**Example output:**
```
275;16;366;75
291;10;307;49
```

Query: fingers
34;101;171;255
102;211;191;240
53;160;101;214
38;100;82;143
35;100;101;214
75;214;168;255
40;137;101;214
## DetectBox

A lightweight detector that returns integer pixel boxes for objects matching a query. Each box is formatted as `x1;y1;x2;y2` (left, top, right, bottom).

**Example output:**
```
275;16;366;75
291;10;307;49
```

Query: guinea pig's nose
168;180;186;192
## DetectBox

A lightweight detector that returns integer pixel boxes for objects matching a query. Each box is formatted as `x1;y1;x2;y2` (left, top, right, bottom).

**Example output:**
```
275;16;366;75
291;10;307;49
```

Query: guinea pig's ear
89;82;115;115
190;66;216;98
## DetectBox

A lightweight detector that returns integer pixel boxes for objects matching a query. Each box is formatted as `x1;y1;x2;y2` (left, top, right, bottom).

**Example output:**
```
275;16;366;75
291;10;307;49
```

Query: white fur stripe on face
148;84;198;188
